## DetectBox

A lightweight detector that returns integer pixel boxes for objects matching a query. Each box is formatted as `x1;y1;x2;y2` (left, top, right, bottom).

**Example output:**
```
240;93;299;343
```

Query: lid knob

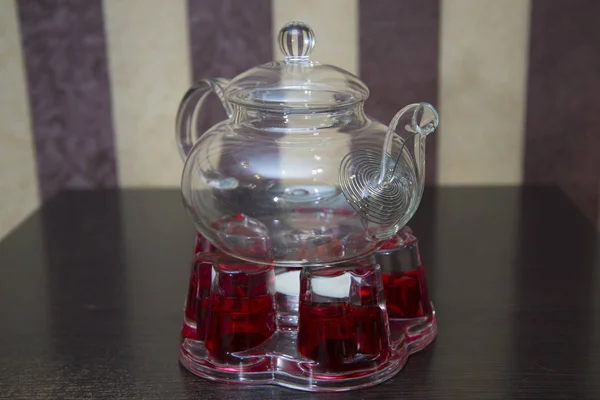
278;21;315;60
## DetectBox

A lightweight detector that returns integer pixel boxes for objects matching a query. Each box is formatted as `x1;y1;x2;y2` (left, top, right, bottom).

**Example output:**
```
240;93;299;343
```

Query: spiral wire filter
339;134;416;225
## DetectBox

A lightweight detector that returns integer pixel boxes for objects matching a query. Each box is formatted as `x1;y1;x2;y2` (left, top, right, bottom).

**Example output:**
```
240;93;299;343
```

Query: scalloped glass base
179;227;436;392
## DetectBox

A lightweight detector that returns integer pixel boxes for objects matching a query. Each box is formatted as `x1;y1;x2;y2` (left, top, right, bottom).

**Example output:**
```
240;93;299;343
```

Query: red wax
382;266;432;319
298;301;356;369
204;263;276;363
205;294;276;363
297;301;388;371
182;262;199;340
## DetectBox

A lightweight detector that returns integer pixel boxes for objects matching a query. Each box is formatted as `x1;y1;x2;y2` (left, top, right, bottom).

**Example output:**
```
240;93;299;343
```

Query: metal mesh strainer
338;134;415;225
339;102;438;226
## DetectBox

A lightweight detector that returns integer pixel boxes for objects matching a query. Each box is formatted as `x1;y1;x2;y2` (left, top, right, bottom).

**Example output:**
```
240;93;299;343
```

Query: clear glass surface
177;21;439;266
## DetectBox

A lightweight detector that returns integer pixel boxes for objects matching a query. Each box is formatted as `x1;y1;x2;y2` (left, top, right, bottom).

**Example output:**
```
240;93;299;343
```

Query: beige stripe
0;0;40;239
437;0;531;185
271;0;358;74
104;0;191;187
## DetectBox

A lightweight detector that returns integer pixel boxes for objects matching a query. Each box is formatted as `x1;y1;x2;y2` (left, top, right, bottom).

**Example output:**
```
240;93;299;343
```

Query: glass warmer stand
179;226;437;392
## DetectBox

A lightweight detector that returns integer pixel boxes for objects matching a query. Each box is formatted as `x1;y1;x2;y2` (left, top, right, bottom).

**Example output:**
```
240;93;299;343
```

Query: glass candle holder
179;227;437;391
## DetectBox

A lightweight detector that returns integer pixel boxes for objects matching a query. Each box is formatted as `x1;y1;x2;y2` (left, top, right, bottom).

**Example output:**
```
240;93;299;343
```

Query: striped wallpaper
1;0;599;240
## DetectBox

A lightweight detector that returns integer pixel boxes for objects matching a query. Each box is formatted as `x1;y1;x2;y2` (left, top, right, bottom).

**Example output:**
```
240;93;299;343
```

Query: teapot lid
224;21;369;112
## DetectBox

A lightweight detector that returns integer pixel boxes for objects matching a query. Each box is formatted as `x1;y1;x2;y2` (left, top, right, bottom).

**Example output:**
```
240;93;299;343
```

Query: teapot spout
378;102;439;186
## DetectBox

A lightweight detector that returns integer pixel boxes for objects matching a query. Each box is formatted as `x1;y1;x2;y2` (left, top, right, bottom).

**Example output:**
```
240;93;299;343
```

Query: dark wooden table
1;187;599;399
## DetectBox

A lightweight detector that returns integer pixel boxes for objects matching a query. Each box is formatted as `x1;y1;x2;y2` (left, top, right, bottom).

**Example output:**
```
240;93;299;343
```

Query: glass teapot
176;21;439;266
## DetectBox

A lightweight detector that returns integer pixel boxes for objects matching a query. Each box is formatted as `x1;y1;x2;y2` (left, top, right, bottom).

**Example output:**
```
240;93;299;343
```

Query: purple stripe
187;0;273;195
359;0;440;184
17;0;117;201
524;0;600;224
187;0;272;133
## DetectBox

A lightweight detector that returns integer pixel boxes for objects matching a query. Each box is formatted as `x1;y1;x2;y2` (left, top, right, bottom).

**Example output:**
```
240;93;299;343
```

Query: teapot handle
175;78;232;160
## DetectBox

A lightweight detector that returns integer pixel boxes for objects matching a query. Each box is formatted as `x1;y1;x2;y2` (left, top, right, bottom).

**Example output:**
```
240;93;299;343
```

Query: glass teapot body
177;22;438;266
